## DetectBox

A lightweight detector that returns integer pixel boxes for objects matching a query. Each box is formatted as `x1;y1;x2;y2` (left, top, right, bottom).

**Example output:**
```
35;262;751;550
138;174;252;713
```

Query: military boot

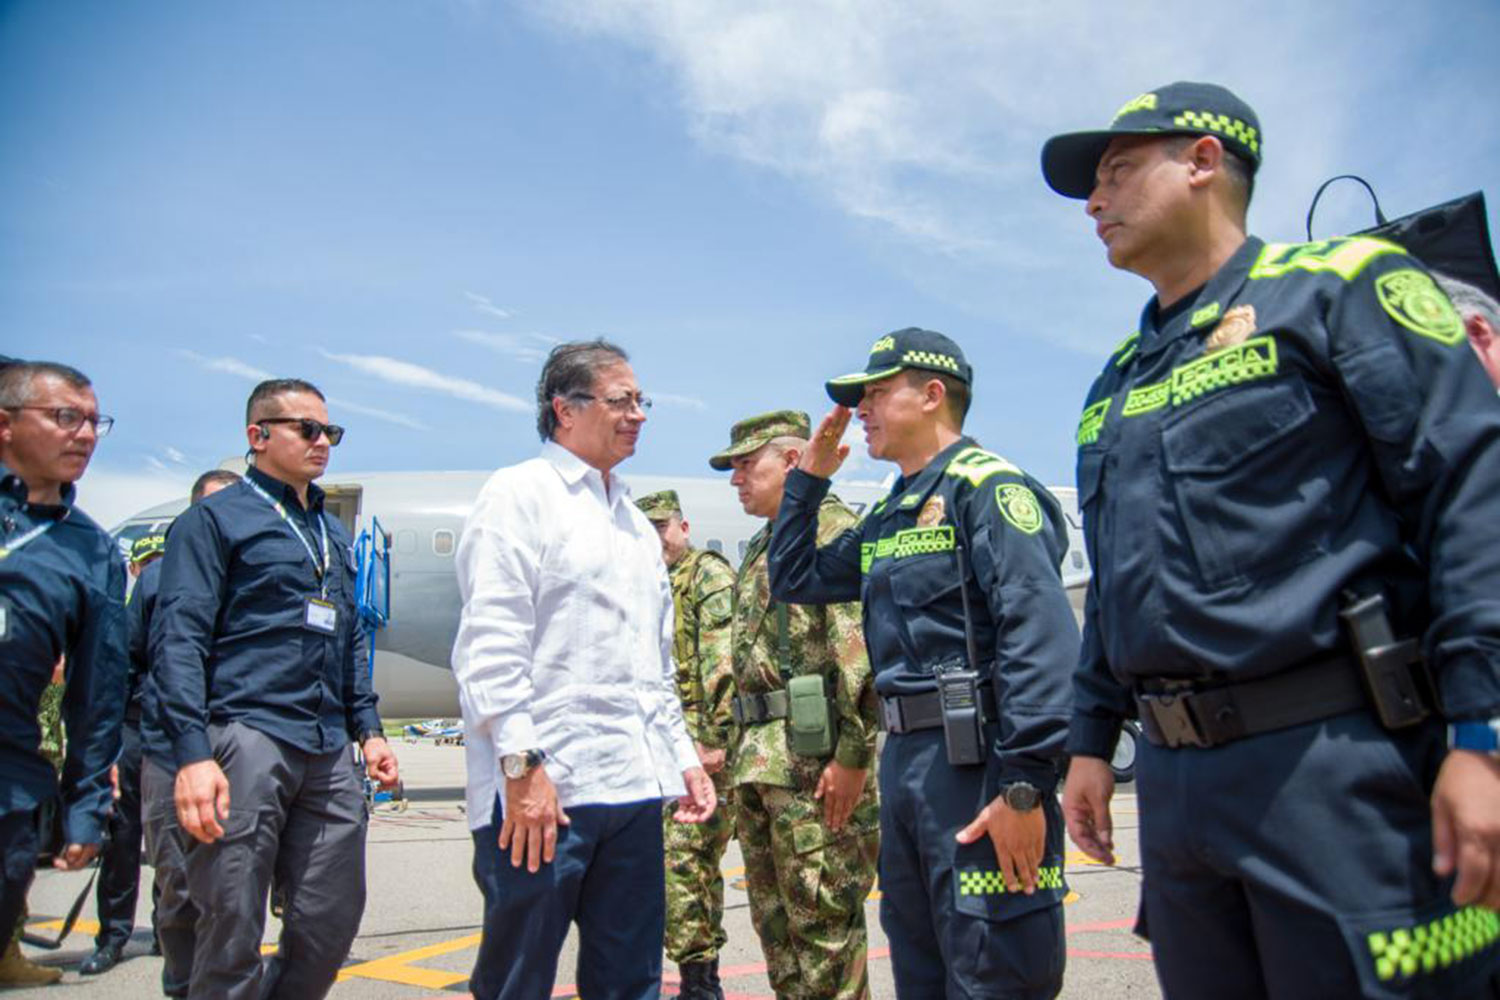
676;960;719;1000
0;939;62;986
703;956;726;1000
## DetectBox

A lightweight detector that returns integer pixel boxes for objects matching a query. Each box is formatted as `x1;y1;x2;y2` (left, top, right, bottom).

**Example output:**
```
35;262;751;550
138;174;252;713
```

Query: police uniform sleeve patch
1375;269;1464;345
995;484;1044;535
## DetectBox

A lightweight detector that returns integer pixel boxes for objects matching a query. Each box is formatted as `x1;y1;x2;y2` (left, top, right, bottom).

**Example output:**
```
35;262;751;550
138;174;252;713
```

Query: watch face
502;755;524;779
1005;783;1041;811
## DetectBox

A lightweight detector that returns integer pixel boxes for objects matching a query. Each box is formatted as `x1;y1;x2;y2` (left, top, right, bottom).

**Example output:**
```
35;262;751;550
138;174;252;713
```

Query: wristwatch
1449;719;1500;756
501;748;548;780
1001;781;1043;813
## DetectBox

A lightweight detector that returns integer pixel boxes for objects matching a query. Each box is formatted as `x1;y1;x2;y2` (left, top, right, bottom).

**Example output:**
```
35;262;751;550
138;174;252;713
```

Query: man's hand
362;736;400;790
1432;748;1500;909
500;765;570;873
175;760;231;845
799;408;853;479
695;742;726;776
1062;756;1116;865
956;793;1046;894
53;843;100;871
674;766;717;825
814;761;866;831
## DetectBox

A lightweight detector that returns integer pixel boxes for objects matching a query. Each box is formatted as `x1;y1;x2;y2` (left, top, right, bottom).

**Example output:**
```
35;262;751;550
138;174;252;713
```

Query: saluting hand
800;408;853;480
674;766;717;825
957;793;1047;895
815;761;866;831
362;736;400;790
1431;749;1500;910
500;766;570;873
1061;756;1116;866
175;759;232;845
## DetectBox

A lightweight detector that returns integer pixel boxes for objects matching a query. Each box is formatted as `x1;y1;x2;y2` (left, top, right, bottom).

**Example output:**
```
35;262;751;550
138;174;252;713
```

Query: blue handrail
352;516;392;677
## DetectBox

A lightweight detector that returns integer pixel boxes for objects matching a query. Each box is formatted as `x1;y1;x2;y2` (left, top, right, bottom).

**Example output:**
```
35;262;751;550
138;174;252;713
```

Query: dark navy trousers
878;728;1066;999
1137;711;1500;999
95;720;151;951
470;795;666;1000
0;808;38;940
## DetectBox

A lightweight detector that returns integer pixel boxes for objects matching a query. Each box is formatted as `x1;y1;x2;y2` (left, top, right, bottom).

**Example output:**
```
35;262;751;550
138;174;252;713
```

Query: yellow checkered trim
1368;906;1500;983
1170;336;1277;406
861;526;955;571
958;865;1064;896
1172;110;1259;154
901;350;960;373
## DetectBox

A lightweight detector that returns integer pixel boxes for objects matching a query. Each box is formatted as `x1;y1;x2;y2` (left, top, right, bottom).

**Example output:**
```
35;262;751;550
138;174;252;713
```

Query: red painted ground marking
1066;917;1153;961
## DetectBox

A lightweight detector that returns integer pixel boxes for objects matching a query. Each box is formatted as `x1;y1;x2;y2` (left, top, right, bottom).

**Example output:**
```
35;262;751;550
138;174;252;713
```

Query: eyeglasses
7;406;115;438
571;392;652;413
258;417;345;445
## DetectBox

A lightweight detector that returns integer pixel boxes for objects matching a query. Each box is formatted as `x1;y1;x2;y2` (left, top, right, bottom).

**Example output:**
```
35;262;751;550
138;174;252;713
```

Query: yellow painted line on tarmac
336;932;482;988
28;917;101;935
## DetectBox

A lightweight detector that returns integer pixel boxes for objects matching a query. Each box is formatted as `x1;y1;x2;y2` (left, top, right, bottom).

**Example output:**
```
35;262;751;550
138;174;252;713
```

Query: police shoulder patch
1375;268;1464;345
995;483;1044;535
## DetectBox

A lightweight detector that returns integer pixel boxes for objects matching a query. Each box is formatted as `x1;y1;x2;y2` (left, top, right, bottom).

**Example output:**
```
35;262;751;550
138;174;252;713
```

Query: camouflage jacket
731;495;876;791
669;546;737;750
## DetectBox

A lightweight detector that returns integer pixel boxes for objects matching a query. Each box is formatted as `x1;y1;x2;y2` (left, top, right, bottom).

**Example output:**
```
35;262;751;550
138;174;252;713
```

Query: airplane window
706;539;723;554
432;529;455;556
396;530;417;554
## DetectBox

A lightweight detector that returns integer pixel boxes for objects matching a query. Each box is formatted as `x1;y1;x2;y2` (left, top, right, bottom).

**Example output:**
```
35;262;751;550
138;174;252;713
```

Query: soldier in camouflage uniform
637;489;739;1000
709;411;879;1000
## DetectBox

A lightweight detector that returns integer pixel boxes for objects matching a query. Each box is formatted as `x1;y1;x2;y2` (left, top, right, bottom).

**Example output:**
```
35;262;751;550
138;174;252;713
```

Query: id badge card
304;597;338;634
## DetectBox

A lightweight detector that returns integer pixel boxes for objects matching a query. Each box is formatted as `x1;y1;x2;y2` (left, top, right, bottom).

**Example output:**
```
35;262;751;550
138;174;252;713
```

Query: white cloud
651;392;708;411
326;398;430;431
464;291;514;320
164;446;189;464
454;329;558;364
320;350;531;413
177;350;275;381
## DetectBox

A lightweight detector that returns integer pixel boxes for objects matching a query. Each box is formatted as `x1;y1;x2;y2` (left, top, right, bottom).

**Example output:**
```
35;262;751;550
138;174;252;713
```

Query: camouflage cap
636;489;682;522
708;410;811;471
825;327;972;407
130;533;167;564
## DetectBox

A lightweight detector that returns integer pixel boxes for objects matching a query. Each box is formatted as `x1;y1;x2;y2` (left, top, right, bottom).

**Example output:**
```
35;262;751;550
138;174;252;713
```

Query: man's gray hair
535;339;630;442
0;361;92;409
1436;274;1500;330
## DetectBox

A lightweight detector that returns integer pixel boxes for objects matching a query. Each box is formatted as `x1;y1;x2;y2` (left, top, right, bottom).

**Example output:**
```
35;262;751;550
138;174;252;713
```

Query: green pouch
786;673;835;758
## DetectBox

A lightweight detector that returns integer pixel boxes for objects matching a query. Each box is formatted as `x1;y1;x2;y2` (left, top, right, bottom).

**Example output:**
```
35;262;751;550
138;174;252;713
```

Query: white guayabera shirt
452;440;698;830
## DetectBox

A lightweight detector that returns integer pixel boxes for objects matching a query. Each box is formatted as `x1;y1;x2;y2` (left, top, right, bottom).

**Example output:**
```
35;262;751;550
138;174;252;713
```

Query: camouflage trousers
736;781;879;1000
12;682;67;945
664;768;736;964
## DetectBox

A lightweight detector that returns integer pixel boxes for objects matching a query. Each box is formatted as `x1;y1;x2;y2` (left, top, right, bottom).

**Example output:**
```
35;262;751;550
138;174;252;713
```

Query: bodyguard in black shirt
0;361;127;954
151;378;398;1000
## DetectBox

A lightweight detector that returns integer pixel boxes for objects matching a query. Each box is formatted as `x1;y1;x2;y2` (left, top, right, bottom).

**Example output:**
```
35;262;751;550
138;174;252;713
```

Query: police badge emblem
995;484;1044;535
1204;304;1257;353
917;495;946;527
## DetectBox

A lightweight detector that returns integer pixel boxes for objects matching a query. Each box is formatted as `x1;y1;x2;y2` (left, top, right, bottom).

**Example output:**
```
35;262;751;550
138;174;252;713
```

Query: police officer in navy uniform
1043;82;1500;997
131;469;239;998
767;328;1078;998
0;360;128;959
152;378;399;999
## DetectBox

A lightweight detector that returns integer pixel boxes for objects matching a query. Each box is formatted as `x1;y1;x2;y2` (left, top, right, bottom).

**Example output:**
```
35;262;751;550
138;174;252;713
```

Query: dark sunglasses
259;417;345;446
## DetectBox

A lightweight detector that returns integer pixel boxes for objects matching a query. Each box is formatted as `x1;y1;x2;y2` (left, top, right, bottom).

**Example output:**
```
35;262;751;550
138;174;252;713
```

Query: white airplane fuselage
115;468;1088;719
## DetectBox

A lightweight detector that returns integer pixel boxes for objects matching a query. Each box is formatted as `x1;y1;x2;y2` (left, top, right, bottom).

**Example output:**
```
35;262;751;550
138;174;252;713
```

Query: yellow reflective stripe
1249;237;1406;282
1112;331;1141;368
945;446;1021;487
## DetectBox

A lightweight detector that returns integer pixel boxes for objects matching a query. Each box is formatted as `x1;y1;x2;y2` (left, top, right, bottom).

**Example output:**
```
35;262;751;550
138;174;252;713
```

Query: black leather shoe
79;945;123;976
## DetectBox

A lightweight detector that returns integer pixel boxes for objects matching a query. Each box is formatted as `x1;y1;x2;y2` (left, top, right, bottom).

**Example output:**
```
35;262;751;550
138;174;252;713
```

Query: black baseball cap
825;328;972;407
1041;81;1262;200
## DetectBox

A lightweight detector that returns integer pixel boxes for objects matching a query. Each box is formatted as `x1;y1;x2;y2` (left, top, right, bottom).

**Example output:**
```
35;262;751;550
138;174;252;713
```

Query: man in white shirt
453;338;717;1000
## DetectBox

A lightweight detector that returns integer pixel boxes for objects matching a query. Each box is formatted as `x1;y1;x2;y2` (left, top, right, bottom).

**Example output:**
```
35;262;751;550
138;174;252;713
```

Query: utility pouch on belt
786;674;836;758
1339;590;1434;730
937;663;985;766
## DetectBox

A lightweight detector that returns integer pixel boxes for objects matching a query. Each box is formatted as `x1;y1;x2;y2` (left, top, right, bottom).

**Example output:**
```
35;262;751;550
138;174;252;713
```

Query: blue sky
3;0;1497;527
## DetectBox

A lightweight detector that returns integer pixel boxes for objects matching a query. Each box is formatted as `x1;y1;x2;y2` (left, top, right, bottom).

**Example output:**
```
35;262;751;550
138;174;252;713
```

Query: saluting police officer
767;332;1078;999
0;361;128;977
136;469;240;999
1042;82;1500;997
711;411;881;1000
637;489;739;1000
151;379;399;999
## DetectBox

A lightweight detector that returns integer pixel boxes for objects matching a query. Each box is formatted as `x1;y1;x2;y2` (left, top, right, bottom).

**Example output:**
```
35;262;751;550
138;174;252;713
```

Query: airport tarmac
13;740;1162;998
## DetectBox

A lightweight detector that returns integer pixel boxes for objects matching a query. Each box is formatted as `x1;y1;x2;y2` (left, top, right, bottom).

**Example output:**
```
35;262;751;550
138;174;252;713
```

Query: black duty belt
1134;652;1369;750
881;684;997;735
732;690;790;725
